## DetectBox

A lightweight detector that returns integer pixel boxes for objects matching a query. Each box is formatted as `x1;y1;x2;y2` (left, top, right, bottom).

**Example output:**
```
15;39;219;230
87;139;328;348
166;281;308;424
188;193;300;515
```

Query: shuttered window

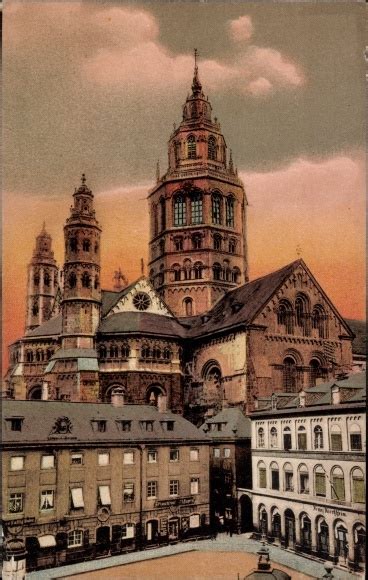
71;488;84;509
331;476;345;501
352;477;365;503
331;434;342;451
259;468;267;488
98;485;111;506
315;473;326;496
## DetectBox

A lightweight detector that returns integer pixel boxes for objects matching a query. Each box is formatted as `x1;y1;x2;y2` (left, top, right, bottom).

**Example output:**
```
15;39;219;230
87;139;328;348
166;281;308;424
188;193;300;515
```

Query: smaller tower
25;224;59;334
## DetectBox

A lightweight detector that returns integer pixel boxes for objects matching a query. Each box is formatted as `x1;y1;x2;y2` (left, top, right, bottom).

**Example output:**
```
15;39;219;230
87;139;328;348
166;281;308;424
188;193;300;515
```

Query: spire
156;160;160;183
192;48;202;96
229;149;234;174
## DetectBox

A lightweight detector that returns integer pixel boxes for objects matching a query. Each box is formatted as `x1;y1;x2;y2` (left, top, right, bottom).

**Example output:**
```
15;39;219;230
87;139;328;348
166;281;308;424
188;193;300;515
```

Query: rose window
133;292;151;311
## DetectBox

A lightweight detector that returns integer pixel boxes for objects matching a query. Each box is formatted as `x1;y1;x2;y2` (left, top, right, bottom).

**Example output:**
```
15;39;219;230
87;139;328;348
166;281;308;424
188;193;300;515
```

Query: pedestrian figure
230;524;233;538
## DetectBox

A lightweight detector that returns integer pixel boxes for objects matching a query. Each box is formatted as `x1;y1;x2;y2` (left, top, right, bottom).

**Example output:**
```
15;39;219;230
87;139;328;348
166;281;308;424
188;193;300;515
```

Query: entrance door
240;495;253;533
96;526;110;557
336;526;348;564
146;520;158;544
355;528;366;565
168;518;179;540
318;522;329;557
285;510;295;548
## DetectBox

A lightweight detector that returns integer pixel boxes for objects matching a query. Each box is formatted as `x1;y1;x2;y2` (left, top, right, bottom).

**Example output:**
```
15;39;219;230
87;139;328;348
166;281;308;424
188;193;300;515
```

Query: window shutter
331;434;342;451
332;476;345;500
353;479;365;503
259;468;266;488
315;473;326;496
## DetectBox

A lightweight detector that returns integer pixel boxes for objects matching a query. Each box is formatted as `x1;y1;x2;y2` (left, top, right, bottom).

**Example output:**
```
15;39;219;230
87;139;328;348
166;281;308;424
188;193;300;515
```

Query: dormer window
117;420;131;432
7;418;24;432
91;420;107;433
140;420;154;432
161;421;175;431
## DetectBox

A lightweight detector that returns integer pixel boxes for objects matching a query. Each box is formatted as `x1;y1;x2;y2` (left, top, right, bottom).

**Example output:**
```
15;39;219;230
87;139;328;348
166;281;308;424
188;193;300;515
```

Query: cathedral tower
148;52;248;317
25;224;59;334
61;174;102;349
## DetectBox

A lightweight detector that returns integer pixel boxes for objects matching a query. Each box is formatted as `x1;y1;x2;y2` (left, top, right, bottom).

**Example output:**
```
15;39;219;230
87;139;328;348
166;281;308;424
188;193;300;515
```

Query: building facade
238;372;366;573
2;399;210;572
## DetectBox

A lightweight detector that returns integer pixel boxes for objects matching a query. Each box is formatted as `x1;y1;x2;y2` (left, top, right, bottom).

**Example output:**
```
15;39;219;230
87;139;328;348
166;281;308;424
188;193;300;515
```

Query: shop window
68;530;83;548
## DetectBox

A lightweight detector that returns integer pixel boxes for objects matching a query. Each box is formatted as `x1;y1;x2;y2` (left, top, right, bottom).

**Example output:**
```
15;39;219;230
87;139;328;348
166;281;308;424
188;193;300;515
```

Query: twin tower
26;59;248;335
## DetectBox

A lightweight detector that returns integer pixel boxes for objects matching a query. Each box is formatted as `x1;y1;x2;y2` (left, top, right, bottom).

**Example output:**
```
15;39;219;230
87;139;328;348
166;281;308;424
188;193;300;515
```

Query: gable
105;278;174;319
254;261;354;338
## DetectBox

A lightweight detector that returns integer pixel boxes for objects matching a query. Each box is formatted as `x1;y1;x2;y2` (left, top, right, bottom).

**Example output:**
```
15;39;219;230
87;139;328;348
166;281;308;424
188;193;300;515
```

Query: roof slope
201;407;251;439
2;401;208;445
98;311;187;338
345;319;366;355
27;314;62;337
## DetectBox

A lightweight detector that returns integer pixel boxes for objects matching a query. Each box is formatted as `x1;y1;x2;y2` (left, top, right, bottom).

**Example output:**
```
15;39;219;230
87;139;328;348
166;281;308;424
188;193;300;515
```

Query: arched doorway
96;526;110;557
353;524;365;568
146;520;159;544
104;384;125;403
239;495;253;532
271;508;281;543
300;513;312;553
259;505;268;538
334;522;348;565
28;386;42;400
284;509;295;548
316;518;329;558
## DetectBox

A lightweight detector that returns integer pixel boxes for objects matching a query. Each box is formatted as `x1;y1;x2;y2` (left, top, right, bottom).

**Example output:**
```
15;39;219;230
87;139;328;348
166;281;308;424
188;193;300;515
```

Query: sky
3;0;366;370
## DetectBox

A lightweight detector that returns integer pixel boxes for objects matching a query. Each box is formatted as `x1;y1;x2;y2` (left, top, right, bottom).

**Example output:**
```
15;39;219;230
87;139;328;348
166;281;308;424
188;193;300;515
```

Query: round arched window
133;292;151;311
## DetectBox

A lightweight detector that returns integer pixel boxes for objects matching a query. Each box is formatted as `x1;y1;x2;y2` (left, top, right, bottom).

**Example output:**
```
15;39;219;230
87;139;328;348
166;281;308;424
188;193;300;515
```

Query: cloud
5;2;304;98
229;15;254;42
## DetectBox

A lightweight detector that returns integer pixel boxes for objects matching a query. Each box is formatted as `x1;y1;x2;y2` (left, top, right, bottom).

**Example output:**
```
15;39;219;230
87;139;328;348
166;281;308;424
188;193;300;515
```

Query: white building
238;372;366;574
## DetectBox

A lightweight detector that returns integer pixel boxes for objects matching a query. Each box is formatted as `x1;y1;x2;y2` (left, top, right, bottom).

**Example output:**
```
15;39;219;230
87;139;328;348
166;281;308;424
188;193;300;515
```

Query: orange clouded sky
2;1;366;372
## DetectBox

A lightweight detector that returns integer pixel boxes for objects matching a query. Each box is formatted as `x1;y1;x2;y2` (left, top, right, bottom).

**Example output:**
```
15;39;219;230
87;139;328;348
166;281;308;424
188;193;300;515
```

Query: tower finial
192;48;202;95
229;149;234;174
81;173;86;185
156;160;160;183
194;48;198;69
42;221;46;232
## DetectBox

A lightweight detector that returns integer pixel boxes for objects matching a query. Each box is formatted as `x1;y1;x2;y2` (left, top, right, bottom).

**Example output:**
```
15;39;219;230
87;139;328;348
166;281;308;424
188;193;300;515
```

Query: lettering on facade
154;496;195;508
313;505;347;517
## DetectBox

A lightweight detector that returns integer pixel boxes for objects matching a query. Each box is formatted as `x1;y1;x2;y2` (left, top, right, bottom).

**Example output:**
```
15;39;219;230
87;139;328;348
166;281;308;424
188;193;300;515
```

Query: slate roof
27;314;62;337
2;400;209;446
97;311;187;338
200;407;251;439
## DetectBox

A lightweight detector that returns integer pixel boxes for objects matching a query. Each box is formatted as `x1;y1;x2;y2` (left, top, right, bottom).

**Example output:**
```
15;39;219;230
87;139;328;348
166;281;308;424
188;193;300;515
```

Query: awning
99;485;111;506
71;488;84;508
38;535;56;548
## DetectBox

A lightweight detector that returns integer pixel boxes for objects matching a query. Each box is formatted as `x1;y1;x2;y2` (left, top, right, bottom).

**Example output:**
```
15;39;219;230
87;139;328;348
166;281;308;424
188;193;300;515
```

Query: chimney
111;387;125;407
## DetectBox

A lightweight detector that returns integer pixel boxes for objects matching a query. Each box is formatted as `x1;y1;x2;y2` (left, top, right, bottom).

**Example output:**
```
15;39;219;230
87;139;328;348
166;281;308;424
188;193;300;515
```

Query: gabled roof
2;400;209;445
345;319;367;355
200;407;251;439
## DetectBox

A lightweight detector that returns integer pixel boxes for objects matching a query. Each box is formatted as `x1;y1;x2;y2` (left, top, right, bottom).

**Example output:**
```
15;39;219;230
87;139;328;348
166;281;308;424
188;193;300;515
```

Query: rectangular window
189;514;200;528
212;196;221;225
98;485;111;506
283;434;292;451
119;421;131;432
352;478;365;503
123;482;135;503
285;472;294;492
213;448;220;458
169;480;179;496
298;433;307;450
331;477;345;501
223;448;231;458
225;198;234;228
174;198;186;227
174;238;183;251
170;448;179;462
91;420;107;433
71;453;83;466
40;490;54;511
147;481;157;499
9;418;23;431
123;451;134;465
271;470;280;490
331;434;342;451
300;473;309;493
122;524;135;539
10;456;24;471
190;448;199;461
191;198;203;225
315;473;326;497
98;452;110;466
140;421;154;432
190;478;199;495
8;493;24;514
71;487;84;509
41;455;55;469
147;449;157;463
350;434;362;451
259;468;267;489
68;530;83;548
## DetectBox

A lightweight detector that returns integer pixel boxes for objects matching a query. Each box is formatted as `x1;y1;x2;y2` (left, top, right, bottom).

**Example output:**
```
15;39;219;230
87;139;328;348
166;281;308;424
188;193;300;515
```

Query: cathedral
4;62;354;423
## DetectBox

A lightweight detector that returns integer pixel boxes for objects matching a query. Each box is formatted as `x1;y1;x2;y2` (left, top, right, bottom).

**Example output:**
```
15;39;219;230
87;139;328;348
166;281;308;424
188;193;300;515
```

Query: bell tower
61;174;102;349
25;224;59;334
148;51;248;317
